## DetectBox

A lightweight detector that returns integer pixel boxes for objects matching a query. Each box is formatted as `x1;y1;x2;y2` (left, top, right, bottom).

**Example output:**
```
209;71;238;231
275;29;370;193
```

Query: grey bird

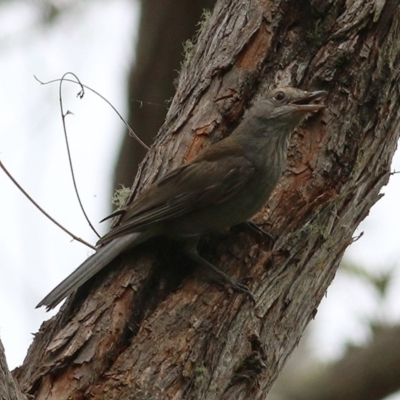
37;87;327;310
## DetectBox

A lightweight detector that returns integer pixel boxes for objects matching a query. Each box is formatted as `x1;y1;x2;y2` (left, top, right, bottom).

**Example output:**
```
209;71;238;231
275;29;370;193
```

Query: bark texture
114;0;216;189
11;1;400;399
0;339;27;400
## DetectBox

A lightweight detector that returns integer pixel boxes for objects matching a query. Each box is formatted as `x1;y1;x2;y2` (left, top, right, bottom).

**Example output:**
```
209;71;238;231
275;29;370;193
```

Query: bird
37;87;327;311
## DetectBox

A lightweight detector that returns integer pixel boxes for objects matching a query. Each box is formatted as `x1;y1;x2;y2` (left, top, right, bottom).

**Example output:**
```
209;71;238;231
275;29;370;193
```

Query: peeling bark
114;0;216;189
11;1;400;399
0;339;27;400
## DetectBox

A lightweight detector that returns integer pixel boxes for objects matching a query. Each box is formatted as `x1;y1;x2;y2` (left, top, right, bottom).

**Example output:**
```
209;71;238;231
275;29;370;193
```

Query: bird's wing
98;148;255;245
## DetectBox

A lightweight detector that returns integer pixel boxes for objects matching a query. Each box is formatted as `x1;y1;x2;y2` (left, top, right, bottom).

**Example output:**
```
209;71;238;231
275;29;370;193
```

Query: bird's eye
274;91;286;102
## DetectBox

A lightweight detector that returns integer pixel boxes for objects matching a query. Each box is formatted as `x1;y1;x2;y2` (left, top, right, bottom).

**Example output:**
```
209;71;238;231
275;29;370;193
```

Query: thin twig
0;158;96;250
130;98;168;110
34;75;150;151
58;72;101;238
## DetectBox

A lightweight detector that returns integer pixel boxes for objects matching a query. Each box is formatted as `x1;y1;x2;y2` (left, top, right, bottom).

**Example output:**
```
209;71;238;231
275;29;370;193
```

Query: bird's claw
241;221;275;249
232;281;256;305
209;276;256;305
185;250;256;305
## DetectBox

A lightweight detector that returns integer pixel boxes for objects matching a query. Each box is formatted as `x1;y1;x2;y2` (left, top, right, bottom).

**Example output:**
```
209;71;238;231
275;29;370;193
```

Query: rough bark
0;339;27;400
114;0;216;189
10;0;400;399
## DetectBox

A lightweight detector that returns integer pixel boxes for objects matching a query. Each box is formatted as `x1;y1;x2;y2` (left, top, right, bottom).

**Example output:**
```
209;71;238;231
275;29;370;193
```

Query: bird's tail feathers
36;232;141;311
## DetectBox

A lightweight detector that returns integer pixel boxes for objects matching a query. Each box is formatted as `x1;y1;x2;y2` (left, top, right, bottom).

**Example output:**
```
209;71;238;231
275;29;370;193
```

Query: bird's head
250;87;328;132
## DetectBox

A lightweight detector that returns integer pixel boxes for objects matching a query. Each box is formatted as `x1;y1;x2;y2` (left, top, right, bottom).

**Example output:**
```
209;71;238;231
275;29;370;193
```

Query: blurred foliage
0;0;94;28
342;261;395;300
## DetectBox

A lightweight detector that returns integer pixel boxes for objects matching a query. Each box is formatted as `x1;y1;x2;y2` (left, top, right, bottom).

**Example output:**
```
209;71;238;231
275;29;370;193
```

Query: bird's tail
36;232;141;311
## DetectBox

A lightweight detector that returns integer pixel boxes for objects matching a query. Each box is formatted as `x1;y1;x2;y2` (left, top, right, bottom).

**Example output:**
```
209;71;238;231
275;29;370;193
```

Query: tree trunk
113;0;216;189
8;0;400;399
0;339;27;400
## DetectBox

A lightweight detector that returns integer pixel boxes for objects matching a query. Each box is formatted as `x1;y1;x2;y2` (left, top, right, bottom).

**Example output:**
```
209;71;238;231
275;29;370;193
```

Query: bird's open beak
290;90;328;113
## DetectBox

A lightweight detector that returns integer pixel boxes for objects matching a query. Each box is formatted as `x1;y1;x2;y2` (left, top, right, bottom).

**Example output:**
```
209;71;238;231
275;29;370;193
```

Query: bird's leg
239;221;275;248
182;237;255;304
188;250;256;304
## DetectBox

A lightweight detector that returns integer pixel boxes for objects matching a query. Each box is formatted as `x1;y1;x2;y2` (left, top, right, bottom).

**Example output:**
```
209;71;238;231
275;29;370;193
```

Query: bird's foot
240;221;275;249
210;276;256;305
185;250;256;305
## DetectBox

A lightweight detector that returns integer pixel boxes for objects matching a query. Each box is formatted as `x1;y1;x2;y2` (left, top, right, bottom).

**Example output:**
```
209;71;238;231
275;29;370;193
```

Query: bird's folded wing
98;155;255;245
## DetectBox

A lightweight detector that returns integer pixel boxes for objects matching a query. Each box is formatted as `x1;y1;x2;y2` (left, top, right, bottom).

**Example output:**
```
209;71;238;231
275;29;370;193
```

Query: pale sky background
0;1;399;398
